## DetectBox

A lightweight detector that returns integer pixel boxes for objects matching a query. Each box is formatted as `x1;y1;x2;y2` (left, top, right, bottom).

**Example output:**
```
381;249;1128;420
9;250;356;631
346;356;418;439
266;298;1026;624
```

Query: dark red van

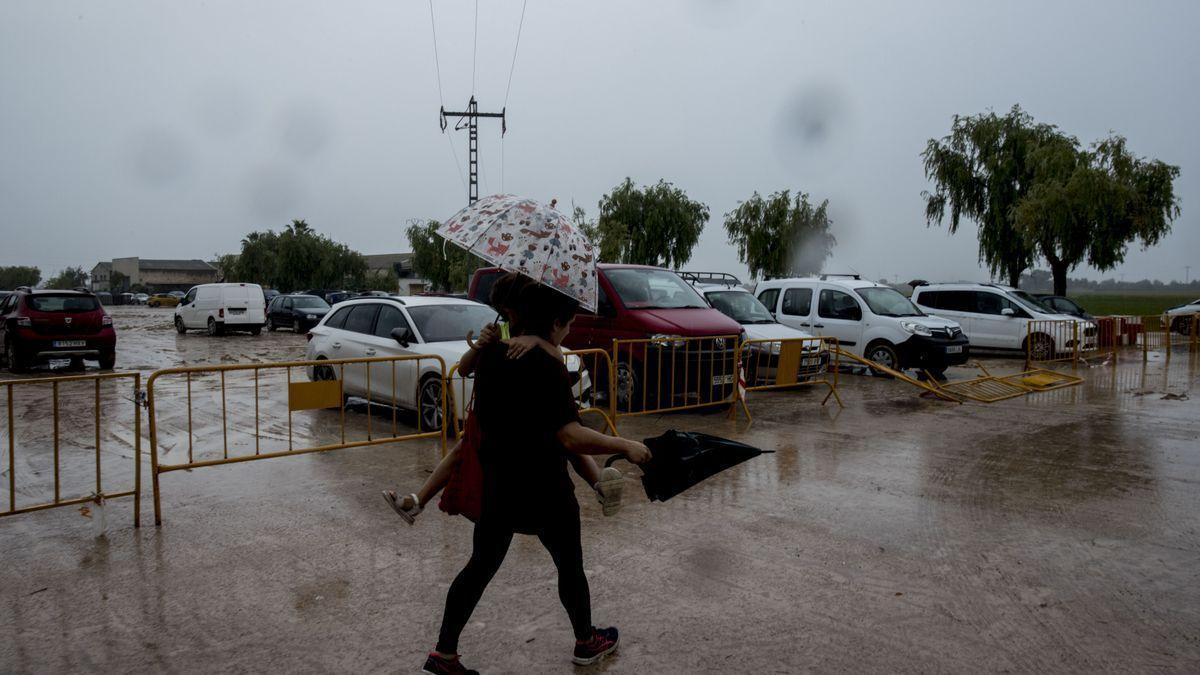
469;264;743;410
0;288;117;372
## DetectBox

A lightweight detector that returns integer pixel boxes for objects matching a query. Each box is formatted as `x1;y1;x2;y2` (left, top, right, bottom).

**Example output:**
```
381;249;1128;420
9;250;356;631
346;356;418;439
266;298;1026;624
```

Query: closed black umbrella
607;430;773;502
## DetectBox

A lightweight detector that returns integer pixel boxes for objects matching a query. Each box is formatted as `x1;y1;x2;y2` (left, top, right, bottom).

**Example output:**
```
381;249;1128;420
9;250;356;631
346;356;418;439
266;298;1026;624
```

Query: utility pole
440;96;506;204
1186;265;1191;284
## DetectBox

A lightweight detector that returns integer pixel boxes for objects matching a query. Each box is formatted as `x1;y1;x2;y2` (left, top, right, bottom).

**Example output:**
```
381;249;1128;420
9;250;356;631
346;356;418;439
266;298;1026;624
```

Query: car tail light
219;308;225;318
101;315;113;326
305;331;314;342
16;317;31;327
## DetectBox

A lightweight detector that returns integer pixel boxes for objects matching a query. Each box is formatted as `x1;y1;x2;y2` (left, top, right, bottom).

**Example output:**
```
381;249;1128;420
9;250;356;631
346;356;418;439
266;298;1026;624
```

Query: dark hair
489;272;535;321
513;283;579;339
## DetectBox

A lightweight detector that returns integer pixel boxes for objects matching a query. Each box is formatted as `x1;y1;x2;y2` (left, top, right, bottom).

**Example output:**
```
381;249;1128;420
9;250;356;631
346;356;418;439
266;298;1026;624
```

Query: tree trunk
1007;264;1024;289
1049;260;1069;297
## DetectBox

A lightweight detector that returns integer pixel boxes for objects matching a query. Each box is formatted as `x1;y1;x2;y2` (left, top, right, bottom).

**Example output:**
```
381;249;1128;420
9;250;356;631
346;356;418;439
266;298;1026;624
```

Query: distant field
1068;292;1196;317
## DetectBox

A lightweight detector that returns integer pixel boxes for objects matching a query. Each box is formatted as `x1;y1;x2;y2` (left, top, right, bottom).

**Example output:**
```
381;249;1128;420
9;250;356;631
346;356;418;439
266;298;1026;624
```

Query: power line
427;0;445;107
503;0;528;109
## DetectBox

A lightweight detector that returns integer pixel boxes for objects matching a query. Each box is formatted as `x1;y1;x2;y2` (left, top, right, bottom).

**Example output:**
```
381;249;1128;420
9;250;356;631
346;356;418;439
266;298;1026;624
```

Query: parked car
910;283;1094;360
147;293;180;308
263;289;280;303
0;288;116;372
472;264;745;411
267;294;331;333
167;290;186;299
1035;295;1094;320
755;275;969;377
94;291;113;305
0;291;11;304
118;292;136;305
688;278;828;383
325;290;353;305
174;283;267;336
1165;298;1200;334
305;296;591;430
134;293;150;305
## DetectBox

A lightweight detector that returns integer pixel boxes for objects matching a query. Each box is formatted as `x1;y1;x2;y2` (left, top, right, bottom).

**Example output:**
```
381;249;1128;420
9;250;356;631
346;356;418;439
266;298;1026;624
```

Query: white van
754;275;970;377
175;283;267;336
910;283;1094;358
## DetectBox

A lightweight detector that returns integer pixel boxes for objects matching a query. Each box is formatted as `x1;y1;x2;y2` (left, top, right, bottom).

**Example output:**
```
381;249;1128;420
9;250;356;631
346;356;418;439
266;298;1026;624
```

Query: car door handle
332;342;342;349
365;348;376;356
813;324;825;329
800;323;812;327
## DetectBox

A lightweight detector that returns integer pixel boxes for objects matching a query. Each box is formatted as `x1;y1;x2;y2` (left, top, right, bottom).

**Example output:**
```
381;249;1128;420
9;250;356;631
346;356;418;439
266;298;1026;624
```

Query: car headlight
650;333;687;348
899;321;933;337
306;314;316;320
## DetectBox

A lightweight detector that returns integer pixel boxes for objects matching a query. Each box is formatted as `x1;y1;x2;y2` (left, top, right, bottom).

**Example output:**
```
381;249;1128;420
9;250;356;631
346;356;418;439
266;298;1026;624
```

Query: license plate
53;340;86;348
228;308;246;314
712;374;734;385
801;357;822;367
946;345;963;354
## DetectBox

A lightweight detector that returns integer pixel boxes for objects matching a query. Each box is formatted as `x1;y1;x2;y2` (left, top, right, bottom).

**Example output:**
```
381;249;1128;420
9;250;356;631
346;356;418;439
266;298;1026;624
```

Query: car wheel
865;341;900;372
1171;316;1192;336
266;318;276;332
418;376;444;431
5;339;27;374
250;326;262;336
98;351;116;370
311;356;338;382
207;318;223;337
175;316;187;334
1027;334;1054;361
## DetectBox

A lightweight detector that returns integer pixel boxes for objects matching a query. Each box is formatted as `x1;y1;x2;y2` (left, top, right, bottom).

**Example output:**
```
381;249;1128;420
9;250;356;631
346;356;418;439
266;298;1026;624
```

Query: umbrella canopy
607;430;773;502
437;194;598;311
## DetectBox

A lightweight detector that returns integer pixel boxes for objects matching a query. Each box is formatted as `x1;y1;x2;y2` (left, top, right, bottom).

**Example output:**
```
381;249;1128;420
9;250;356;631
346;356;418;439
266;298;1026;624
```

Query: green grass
1067;292;1196;317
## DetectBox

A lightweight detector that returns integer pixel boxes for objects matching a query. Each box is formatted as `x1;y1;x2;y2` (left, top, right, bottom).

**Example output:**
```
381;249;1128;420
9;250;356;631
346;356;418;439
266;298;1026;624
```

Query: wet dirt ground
2;306;1199;672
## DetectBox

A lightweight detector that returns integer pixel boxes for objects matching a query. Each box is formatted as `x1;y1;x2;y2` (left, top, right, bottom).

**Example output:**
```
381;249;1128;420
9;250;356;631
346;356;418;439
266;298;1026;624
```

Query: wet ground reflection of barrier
145;354;446;525
0;371;141;525
734;337;843;416
610;335;744;421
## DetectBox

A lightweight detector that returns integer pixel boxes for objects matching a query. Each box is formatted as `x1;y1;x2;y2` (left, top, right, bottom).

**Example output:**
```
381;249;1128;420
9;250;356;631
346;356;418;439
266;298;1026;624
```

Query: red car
0;288;116;372
469;264;743;411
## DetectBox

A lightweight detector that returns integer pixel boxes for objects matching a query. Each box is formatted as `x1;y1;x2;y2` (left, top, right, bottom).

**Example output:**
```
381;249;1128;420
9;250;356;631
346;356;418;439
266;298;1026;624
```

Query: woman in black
423;281;651;675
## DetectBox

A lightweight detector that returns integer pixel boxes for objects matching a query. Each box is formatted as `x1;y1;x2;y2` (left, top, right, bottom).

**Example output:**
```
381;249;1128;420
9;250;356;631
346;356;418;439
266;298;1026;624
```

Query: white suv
754;275;969;376
1165;299;1200;334
910;283;1095;357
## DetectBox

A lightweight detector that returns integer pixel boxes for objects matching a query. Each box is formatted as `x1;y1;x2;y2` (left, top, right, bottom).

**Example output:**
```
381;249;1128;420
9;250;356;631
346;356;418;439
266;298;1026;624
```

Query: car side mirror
1001;308;1015;317
390;326;413;347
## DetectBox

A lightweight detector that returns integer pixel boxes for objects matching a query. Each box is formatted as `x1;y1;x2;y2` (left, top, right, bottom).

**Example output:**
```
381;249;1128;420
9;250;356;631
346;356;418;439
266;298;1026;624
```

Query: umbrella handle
604;454;627;469
465;330;477;350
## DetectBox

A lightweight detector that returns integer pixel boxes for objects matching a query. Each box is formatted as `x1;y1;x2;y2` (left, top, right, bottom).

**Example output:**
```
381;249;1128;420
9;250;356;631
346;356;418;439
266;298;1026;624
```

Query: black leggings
436;514;592;654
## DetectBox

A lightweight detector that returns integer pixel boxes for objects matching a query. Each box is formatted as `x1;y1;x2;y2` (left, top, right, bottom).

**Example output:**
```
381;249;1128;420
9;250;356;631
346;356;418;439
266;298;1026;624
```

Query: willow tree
922;106;1059;287
595;178;709;268
1014;135;1180;296
723;190;835;280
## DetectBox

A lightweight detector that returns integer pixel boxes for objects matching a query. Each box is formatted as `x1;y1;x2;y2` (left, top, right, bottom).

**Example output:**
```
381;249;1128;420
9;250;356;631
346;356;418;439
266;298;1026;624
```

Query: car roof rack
819;273;861;281
14;285;32;293
678;271;742;287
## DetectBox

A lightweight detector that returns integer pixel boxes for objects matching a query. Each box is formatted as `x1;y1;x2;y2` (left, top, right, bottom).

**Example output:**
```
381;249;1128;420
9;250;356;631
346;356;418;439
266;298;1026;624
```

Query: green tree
406;221;486;292
108;269;129;292
46;266;89;289
595;178;709;267
362;269;400;293
0;266;41;288
922;105;1060;287
1013;135;1180;296
723;190;835;280
223;220;369;291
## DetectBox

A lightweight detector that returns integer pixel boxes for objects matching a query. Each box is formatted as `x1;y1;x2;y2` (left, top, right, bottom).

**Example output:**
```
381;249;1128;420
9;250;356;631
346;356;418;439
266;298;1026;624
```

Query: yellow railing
145;354;447;525
1130;313;1199;359
734;337;844;414
1;371;142;526
610;335;743;420
1025;319;1100;367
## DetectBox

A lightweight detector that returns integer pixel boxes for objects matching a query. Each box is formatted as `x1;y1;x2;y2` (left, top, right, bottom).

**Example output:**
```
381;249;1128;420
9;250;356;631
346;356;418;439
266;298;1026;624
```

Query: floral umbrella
437;194;598;311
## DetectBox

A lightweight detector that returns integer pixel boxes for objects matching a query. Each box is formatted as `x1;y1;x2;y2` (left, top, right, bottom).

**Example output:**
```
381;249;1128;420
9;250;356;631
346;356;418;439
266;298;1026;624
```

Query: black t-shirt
474;343;581;527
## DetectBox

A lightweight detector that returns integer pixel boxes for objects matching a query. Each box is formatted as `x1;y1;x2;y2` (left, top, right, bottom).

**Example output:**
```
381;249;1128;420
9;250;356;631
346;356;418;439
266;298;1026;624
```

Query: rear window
324;306;352;329
27;295;100;313
342;304;380;334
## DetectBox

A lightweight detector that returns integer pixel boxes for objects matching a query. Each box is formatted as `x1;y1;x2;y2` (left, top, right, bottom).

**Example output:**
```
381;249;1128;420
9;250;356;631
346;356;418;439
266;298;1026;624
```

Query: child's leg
568;454;623;517
566;453;602;487
386;437;462;515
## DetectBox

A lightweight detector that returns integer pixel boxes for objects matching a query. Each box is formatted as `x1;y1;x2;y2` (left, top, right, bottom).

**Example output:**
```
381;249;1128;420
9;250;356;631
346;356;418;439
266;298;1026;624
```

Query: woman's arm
505;335;562;361
556;422;651;464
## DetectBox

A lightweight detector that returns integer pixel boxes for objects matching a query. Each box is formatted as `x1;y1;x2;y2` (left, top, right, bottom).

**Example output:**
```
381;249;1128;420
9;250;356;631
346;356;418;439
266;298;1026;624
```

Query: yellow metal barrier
734;337;844;413
1;371;141;526
610;335;743;419
146;354;447;525
445;348;617;446
1025;319;1099;367
1133;313;1200;359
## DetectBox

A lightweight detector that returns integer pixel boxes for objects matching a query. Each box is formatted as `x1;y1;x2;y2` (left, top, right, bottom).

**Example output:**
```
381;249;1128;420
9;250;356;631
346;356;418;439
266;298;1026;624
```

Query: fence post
1072;321;1080;367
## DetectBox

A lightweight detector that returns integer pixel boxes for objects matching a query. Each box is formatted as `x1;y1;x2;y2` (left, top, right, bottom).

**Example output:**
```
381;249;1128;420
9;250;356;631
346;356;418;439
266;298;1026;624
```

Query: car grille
929;327;962;339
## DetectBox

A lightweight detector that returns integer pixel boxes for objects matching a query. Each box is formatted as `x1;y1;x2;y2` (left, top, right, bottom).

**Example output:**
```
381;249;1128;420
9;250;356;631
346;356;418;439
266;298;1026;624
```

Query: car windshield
706;290;775;324
855;287;923;317
407;304;495;343
1008;290;1053;313
28;295;100;313
606;268;708;309
292;296;329;309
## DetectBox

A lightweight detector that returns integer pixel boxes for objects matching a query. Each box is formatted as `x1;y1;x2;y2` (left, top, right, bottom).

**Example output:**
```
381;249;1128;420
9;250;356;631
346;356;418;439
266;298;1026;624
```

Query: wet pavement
2;306;1200;672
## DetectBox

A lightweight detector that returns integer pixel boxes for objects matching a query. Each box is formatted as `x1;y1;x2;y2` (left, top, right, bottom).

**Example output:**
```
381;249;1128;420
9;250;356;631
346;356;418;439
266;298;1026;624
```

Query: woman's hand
475;323;501;349
622;440;652;465
506;335;541;359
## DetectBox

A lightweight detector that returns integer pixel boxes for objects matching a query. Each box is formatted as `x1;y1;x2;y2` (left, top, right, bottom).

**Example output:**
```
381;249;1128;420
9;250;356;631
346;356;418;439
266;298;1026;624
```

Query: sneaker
382;491;421;525
573;626;619;666
421;652;478;675
594;467;623;517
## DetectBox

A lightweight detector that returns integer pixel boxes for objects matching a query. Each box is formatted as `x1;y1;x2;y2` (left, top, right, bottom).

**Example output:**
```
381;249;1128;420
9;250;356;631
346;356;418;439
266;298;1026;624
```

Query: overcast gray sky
2;0;1197;285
